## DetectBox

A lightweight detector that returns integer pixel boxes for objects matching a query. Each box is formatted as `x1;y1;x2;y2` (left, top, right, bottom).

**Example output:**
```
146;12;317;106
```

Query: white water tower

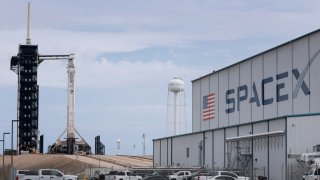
167;76;187;136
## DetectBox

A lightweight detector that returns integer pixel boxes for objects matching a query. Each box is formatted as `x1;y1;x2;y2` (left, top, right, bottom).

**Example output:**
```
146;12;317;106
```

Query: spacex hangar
153;29;320;179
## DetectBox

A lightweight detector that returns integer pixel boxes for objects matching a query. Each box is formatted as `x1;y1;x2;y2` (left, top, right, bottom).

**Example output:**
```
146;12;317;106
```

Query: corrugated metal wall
204;131;213;168
201;76;210;131
287;115;320;155
310;32;320;111
160;139;168;166
239;60;252;124
192;80;201;132
192;30;320;132
154;118;287;172
269;119;286;180
213;129;225;168
252;122;268;177
153;140;160;166
171;133;203;167
168;138;172;166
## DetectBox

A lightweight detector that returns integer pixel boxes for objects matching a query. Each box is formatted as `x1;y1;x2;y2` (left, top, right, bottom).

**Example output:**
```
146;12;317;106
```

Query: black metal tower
10;44;39;153
95;135;105;155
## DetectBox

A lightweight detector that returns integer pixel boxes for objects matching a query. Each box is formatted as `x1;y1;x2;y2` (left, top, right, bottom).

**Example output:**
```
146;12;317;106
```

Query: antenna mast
26;2;31;45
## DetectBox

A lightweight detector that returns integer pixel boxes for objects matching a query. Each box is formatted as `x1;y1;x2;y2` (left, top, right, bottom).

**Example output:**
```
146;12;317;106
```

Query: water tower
167;77;187;136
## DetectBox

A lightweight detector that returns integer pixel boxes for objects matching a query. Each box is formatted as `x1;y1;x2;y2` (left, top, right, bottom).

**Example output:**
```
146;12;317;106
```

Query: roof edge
191;28;320;82
153;112;320;141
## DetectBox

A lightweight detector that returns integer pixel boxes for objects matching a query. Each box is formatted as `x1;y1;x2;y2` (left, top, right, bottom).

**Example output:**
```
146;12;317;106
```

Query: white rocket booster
67;55;75;139
47;54;90;154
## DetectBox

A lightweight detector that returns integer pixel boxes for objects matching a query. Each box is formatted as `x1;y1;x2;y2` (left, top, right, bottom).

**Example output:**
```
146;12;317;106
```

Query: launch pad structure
46;55;91;155
10;2;91;155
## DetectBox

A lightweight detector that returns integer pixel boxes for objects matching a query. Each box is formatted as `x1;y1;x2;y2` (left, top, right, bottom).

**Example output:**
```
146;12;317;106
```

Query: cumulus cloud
32;54;203;89
0;27;206;88
2;0;320;154
77;58;200;88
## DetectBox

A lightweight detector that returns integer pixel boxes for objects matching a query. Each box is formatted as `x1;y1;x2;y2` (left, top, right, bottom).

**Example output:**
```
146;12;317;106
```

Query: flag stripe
203;105;215;110
203;111;214;113
203;112;215;115
203;109;215;113
202;93;215;121
203;116;215;121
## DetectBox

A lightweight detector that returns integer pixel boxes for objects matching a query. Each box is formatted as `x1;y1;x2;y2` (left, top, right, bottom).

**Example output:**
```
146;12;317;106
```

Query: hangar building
153;29;320;179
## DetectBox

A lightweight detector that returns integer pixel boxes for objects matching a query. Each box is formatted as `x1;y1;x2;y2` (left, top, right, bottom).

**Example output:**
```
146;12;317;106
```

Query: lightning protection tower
166;76;187;136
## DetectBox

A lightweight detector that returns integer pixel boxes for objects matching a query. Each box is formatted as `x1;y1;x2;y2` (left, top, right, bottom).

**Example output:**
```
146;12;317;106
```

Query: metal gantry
10;45;39;153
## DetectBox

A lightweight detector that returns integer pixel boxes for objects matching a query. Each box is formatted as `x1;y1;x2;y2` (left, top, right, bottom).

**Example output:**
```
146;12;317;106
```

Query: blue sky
1;0;320;155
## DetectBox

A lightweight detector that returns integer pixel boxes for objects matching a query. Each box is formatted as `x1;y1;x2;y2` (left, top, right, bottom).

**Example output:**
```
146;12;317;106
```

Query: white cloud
0;27;206;88
77;58;199;89
33;54;203;89
2;0;320;154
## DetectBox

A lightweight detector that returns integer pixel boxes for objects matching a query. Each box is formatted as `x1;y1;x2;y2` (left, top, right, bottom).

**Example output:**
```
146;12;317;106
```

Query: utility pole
142;133;146;157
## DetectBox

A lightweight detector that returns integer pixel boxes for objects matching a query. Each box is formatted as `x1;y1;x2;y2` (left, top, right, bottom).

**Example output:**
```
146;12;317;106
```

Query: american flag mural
202;93;215;120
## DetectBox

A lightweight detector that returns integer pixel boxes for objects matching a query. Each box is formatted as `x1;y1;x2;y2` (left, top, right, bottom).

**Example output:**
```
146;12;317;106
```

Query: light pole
3;132;10;180
0;140;3;180
142;133;146;157
11;120;19;167
116;139;120;155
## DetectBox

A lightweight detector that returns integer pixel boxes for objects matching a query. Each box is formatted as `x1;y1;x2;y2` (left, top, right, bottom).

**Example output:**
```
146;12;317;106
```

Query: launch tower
10;2;90;154
10;3;39;153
